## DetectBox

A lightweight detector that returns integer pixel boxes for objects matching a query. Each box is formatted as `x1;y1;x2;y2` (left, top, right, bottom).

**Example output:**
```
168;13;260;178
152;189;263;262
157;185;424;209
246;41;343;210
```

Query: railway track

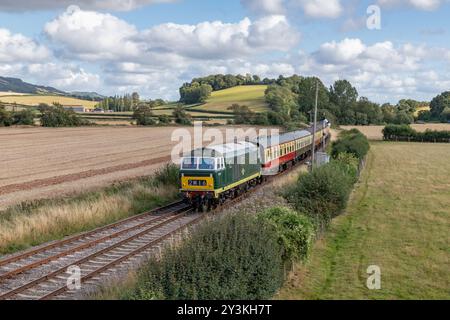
0;201;197;300
0;148;321;300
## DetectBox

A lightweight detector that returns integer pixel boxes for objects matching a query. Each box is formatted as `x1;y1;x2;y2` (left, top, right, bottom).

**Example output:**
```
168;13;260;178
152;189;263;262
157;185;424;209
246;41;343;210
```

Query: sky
0;0;449;103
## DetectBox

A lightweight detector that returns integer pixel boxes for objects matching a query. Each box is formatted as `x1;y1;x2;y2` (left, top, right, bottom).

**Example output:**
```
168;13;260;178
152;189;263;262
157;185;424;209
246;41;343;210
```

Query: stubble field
0;125;266;209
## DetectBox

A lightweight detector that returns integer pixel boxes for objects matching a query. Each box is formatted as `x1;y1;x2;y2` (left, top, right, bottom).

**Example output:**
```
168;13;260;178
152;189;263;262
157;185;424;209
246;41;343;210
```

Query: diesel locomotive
179;121;331;211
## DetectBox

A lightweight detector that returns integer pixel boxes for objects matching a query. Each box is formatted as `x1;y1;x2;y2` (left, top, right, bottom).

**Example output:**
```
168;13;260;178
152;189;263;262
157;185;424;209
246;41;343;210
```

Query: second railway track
0;201;195;300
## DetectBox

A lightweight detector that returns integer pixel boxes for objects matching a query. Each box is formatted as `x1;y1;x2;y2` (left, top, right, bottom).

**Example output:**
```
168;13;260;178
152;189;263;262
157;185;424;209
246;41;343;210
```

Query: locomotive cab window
199;157;215;170
181;157;198;170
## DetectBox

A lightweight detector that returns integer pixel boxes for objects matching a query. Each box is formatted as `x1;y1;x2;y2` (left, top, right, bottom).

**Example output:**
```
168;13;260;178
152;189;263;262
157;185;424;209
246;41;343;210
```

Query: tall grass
0;164;180;255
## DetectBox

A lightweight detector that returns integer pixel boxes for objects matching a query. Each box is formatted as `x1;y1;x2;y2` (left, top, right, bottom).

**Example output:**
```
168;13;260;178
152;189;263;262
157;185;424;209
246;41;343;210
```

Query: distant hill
0;76;66;95
70;91;105;101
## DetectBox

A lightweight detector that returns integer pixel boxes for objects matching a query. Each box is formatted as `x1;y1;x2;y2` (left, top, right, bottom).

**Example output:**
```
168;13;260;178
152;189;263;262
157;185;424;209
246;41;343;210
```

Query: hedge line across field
125;129;369;300
383;124;450;143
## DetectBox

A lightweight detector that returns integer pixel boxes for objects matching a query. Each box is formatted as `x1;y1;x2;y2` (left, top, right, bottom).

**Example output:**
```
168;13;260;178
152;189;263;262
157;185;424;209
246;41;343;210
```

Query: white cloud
242;0;344;18
293;0;343;18
316;38;366;64
299;38;450;102
0;0;175;11
141;15;299;60
0;28;50;63
44;6;140;61
46;7;299;61
377;0;447;10
241;0;285;15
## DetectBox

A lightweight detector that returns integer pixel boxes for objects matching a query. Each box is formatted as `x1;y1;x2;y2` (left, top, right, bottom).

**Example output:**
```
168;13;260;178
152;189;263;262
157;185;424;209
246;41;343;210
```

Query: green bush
335;152;359;178
129;214;284;300
133;104;156;126
0;107;12;126
284;161;357;231
154;163;180;186
331;129;370;160
12;109;35;125
383;124;450;142
258;207;314;263
40;105;89;127
173;106;192;125
157;114;171;125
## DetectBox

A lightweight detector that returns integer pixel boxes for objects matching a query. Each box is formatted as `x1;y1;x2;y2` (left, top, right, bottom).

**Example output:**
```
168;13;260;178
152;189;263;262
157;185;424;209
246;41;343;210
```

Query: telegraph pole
310;81;319;170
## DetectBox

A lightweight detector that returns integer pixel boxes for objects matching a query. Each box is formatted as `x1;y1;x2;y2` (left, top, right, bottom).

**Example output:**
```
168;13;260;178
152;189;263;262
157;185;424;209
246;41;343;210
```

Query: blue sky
0;0;449;103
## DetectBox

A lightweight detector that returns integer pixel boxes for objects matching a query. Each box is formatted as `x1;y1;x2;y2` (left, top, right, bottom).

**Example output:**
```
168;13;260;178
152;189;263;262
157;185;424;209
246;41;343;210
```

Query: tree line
96;92;167;112
177;73;448;126
264;75;432;126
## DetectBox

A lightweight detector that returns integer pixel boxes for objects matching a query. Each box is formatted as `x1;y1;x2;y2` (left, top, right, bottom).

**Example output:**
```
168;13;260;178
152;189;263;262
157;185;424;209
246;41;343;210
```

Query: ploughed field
0;126;265;210
341;124;450;140
279;142;450;299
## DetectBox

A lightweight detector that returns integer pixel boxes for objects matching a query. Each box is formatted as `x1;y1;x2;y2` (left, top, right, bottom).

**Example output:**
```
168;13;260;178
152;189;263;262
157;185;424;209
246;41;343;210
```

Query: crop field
0;92;29;96
0;94;98;109
0;125;268;210
278;142;450;299
194;85;269;113
341;124;450;140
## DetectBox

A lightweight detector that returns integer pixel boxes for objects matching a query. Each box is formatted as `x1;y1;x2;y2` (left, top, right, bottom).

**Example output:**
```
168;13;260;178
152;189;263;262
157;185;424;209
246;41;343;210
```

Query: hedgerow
128;214;284;300
40;105;90;127
331;129;370;160
383;124;450;142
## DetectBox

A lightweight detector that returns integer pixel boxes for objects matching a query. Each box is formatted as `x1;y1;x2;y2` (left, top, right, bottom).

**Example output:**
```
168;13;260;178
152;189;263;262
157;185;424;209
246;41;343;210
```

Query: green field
193;85;269;113
278;142;450;300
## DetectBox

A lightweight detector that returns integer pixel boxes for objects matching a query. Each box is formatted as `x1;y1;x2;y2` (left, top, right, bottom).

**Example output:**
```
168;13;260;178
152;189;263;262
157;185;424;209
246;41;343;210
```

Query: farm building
63;105;86;113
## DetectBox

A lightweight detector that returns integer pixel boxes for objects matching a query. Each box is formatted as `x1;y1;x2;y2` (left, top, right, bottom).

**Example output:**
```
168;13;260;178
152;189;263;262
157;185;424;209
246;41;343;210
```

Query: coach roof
255;130;311;148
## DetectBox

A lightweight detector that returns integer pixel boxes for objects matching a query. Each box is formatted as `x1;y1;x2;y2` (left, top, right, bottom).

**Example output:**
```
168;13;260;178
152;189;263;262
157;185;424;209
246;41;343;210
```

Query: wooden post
311;81;319;170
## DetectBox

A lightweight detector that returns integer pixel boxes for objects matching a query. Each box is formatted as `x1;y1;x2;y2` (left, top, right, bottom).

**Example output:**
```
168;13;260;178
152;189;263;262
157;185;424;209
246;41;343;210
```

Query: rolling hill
0;76;65;95
0;77;104;109
192;85;269;113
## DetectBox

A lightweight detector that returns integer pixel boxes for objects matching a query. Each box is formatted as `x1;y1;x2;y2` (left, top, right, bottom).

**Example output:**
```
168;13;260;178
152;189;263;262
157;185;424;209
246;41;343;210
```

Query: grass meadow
278;142;450;300
195;85;269;113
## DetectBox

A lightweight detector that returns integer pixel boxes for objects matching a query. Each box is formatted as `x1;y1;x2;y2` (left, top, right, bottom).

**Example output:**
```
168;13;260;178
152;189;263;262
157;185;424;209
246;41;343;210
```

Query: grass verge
278;142;450;299
0;164;180;256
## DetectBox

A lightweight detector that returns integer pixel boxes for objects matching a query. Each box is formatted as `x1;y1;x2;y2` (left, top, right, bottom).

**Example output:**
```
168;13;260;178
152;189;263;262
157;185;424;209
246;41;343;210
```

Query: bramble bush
283;160;358;232
331;129;370;160
0;107;35;126
12;109;35;125
40;104;90;127
258;207;314;263
0;107;12;126
128;214;284;300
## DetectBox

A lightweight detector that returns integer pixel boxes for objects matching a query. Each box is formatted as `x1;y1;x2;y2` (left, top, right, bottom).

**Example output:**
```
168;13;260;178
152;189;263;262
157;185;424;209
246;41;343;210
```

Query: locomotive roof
256;130;311;148
188;141;258;158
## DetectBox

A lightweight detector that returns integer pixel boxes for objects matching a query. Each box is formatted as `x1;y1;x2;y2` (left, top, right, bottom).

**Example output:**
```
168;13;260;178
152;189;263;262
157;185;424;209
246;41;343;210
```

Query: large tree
265;85;298;116
430;91;450;118
329;80;358;113
296;77;329;116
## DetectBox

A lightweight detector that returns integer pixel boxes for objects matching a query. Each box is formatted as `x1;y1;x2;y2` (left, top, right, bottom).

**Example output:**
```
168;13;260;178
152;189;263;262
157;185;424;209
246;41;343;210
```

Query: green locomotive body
180;141;262;211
